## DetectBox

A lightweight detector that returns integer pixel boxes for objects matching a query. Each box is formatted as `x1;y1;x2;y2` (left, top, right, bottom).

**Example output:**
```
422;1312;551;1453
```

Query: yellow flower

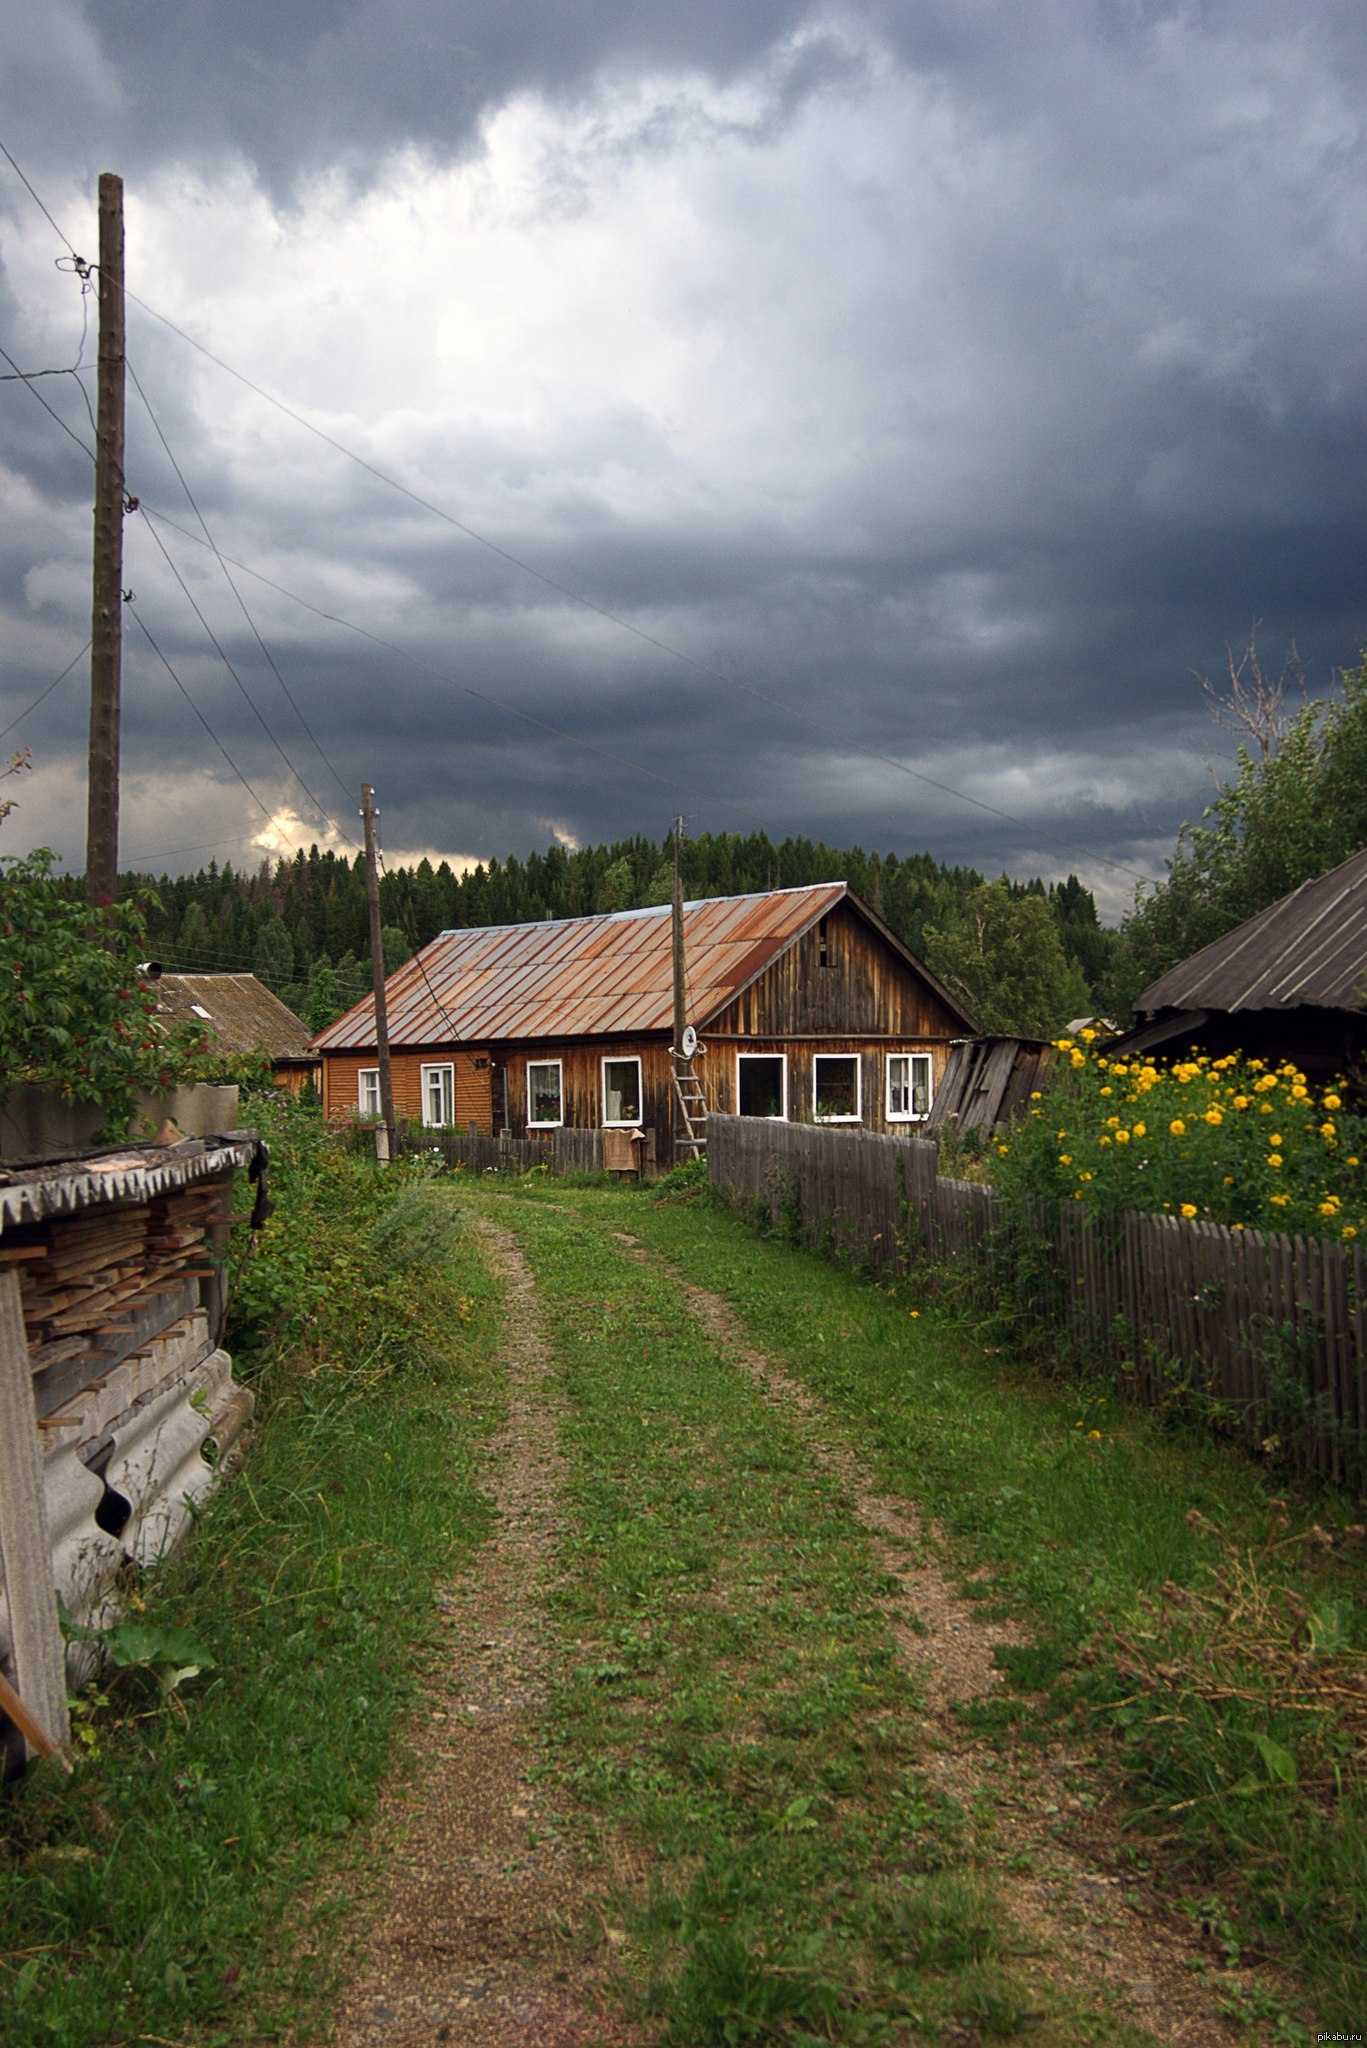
1204;1107;1223;1126
1079;1171;1093;1183
1268;1154;1284;1170
1344;1226;1358;1241
1029;1090;1042;1100
1320;1200;1339;1217
1233;1094;1251;1110
1291;1085;1309;1101
908;1310;920;1318
1270;1192;1291;1207
1181;1203;1198;1219
1088;1429;1101;1441
1324;1093;1342;1111
1170;1118;1186;1136
997;1143;1009;1156
1099;1085;1112;1097
1320;1122;1337;1141
1132;1120;1146;1138
1255;1073;1278;1093
1115;1128;1130;1144
1270;1133;1283;1146
1070;1050;1086;1068
1223;1176;1234;1186
1349;1156;1361;1168
1081;1027;1097;1042
1059;1154;1072;1167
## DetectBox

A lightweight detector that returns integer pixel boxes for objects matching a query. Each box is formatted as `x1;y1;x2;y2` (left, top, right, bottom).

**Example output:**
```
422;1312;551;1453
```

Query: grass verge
0;1115;505;2048
587;1181;1366;2032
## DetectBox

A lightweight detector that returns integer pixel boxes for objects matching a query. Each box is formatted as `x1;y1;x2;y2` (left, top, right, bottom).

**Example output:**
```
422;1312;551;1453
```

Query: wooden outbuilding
155;973;319;1094
1114;846;1367;1093
312;883;975;1167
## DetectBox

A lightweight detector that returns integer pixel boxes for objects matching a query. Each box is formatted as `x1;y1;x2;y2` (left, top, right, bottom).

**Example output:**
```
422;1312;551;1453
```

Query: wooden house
311;883;975;1166
155;973;319;1094
1115;846;1367;1093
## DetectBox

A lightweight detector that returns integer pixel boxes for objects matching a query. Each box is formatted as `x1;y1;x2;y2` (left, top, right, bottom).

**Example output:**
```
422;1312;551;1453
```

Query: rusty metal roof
1137;846;1367;1015
313;884;852;1051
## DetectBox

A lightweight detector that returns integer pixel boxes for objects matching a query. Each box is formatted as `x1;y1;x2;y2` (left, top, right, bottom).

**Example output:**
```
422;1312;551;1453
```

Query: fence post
0;1270;70;1756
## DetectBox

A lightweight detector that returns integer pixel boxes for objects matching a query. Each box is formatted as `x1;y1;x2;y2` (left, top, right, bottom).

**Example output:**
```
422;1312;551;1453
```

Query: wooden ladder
671;1060;708;1158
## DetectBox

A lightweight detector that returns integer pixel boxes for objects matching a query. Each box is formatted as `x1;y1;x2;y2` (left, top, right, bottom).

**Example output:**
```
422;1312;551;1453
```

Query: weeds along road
334;1182;1331;2048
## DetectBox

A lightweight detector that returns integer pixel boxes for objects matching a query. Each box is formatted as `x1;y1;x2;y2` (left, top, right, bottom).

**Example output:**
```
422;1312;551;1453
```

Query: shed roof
1136;846;1367;1016
313;882;972;1052
157;973;316;1062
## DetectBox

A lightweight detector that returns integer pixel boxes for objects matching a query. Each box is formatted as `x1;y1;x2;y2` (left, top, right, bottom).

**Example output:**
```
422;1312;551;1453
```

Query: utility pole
361;784;397;1163
671;814;687;1072
85;171;126;914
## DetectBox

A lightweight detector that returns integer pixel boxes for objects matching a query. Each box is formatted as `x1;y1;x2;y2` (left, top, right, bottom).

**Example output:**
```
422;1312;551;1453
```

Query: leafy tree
1109;651;1367;1012
923;879;1076;1036
252;915;294;992
0;850;207;1116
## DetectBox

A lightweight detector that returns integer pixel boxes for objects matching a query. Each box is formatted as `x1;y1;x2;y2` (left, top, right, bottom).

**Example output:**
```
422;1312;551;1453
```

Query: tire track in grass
608;1229;1304;2048
332;1221;642;2048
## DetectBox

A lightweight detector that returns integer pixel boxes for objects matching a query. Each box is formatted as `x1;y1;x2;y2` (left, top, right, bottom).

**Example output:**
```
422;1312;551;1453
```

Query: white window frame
886;1051;933;1122
421;1061;456;1128
357;1067;381;1119
735;1051;788;1120
813;1052;862;1124
527;1058;564;1130
601;1055;643;1127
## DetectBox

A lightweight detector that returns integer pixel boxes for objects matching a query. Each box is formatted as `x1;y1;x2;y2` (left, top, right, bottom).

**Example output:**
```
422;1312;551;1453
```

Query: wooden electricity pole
85;172;126;913
671;814;687;1069
361;784;397;1163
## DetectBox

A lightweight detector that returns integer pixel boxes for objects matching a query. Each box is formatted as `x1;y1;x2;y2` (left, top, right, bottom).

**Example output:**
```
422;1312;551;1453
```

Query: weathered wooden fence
707;1114;1367;1491
397;1126;654;1177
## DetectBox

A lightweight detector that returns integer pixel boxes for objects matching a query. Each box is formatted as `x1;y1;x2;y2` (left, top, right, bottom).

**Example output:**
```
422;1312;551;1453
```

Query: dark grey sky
2;0;1365;916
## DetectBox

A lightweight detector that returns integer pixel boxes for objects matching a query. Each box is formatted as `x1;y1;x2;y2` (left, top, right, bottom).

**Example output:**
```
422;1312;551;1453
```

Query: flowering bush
992;1033;1366;1243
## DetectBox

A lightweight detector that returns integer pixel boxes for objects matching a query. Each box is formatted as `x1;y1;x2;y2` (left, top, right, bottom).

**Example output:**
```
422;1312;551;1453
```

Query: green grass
0;1175;505;2048
489;1192;1154;2046
576;1182;1367;2028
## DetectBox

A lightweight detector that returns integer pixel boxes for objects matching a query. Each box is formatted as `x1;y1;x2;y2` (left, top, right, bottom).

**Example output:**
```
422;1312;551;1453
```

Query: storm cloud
2;1;1365;916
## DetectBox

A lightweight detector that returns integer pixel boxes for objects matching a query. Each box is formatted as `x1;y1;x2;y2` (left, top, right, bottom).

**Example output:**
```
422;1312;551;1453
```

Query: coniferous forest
99;831;1114;1037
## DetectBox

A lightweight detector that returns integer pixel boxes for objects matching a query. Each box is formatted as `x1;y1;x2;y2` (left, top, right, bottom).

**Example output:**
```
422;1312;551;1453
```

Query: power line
140;505;778;831
0;641;89;744
134;508;357;848
2;143;1149;885
0;342;95;462
124;289;1151;885
0;140;77;255
125;356;360;821
126;603;279;826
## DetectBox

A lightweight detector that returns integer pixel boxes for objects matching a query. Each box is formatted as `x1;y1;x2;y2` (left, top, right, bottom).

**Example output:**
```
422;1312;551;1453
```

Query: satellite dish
680;1024;698;1058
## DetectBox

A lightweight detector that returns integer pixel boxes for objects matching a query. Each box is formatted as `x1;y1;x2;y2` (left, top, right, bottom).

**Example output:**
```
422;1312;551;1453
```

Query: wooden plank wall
707;1113;1367;1492
399;1126;655;1178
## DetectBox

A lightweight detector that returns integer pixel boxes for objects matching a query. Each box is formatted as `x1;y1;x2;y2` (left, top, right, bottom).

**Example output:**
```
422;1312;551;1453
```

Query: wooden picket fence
707;1114;1367;1491
396;1125;654;1177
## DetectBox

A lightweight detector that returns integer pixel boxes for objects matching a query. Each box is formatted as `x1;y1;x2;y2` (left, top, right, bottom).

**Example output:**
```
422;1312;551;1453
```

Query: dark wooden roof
313;884;975;1053
1136;847;1367;1016
157;974;316;1063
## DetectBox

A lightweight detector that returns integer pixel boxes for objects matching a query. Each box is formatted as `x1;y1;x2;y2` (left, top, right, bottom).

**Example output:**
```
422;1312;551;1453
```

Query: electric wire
140;505;778;831
0;141;77;255
2;143;1151;886
135;509;358;849
0;641;90;744
126;356;360;821
125;604;279;826
0;342;95;462
124;288;1151;886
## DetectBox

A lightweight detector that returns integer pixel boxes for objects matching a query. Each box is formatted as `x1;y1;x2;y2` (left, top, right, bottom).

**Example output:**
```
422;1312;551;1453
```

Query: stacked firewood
1;1187;222;1369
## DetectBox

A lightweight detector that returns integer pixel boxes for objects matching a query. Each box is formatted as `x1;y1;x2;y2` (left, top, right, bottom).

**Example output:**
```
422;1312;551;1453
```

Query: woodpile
1;1187;223;1374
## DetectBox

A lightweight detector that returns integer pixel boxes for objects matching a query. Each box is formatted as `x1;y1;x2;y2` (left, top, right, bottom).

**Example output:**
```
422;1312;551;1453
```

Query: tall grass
0;1101;504;2047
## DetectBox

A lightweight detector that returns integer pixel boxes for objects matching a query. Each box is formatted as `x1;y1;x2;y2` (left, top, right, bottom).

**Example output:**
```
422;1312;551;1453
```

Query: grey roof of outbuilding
1136;847;1367;1015
156;973;317;1062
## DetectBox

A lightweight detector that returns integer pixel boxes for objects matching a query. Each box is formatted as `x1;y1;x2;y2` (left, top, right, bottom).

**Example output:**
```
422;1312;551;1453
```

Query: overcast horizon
2;2;1365;924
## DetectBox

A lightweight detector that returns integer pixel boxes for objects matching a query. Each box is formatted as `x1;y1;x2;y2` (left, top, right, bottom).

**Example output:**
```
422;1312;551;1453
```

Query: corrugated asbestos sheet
0;1137;256;1234
312;883;849;1052
156;973;315;1060
1137;846;1367;1015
